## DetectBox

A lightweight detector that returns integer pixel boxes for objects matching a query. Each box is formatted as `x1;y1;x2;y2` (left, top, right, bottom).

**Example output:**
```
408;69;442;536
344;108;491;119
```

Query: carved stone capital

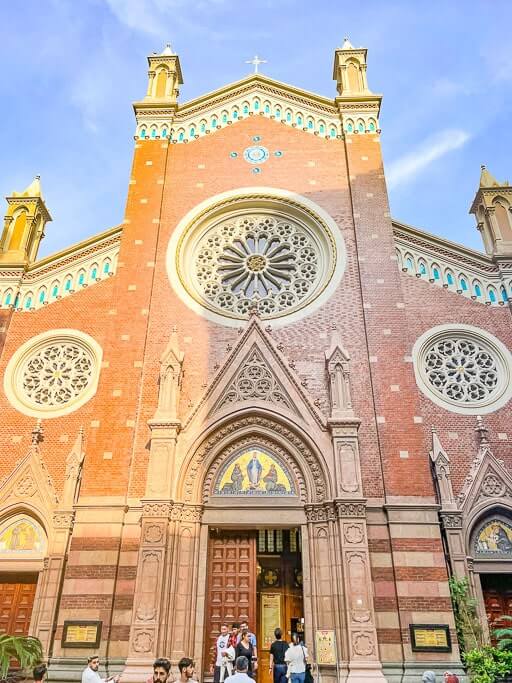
335;499;366;518
305;503;336;523
52;511;75;529
142;501;173;518
441;512;463;529
147;419;181;433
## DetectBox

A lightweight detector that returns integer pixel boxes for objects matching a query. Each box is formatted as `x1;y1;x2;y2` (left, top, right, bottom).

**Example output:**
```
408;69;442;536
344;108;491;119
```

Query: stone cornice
392;219;495;273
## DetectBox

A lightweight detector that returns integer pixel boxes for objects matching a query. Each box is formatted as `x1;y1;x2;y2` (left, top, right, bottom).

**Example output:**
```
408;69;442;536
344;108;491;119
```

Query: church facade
1;40;511;683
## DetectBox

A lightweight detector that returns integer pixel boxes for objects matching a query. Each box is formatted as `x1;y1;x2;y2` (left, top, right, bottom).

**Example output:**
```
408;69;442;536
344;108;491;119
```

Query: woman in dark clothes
236;629;256;678
269;628;289;683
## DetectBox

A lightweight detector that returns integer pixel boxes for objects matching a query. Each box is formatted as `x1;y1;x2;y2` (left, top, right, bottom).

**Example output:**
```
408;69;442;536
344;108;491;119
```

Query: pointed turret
143;43;183;103
429;427;455;508
332;37;382;135
133;43;184;140
470;165;512;256
0;176;52;265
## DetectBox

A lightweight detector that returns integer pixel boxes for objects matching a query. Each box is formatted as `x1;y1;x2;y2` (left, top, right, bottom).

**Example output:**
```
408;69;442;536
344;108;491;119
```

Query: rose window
192;213;326;319
413;325;512;415
21;343;94;407
4;330;102;418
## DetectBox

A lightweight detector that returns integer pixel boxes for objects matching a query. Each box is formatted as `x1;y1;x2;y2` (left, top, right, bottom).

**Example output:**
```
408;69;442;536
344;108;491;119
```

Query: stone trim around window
167;187;346;328
3;329;103;418
412;324;512;415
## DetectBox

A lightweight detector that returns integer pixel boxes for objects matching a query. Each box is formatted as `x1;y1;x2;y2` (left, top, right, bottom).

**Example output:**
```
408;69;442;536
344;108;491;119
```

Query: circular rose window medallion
243;146;270;164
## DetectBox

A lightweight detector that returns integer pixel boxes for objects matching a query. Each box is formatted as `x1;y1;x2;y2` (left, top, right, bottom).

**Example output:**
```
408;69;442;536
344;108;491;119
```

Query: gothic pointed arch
178;411;331;505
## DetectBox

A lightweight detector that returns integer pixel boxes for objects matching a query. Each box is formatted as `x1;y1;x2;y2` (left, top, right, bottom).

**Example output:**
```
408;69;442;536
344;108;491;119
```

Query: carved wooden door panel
0;576;37;635
483;587;512;645
204;532;256;674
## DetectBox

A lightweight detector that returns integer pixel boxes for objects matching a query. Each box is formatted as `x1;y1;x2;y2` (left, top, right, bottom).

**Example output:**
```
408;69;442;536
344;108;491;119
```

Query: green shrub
0;634;43;683
464;646;512;683
495;616;512;652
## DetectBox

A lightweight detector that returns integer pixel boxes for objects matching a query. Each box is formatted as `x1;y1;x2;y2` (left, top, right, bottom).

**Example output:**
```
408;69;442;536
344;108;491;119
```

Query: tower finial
475;415;489;445
31;419;44;446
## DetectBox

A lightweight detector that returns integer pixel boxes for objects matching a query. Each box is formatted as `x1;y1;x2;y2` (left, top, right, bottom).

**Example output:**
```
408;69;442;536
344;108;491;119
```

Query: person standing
214;624;232;683
235;629;256;678
81;656;120;683
269;628;288;683
229;624;240;649
145;658;172;683
238;622;257;649
284;635;308;683
177;658;196;683
224;656;253;683
33;664;48;683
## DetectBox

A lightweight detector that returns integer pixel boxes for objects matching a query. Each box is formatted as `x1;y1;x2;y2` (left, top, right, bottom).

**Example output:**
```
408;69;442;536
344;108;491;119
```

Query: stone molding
183;414;327;503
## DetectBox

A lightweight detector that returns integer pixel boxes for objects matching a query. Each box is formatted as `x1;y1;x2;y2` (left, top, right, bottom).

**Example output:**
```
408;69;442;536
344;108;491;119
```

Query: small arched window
357;121;365;133
78;272;85;285
406;258;414;271
211;117;217;128
161;128;168;138
140;128;147;139
307;119;314;130
189;126;195;137
460;278;468;291
51;285;59;298
330;127;336;138
39;289;46;303
103;261;110;274
489;289;497;303
222;112;228;123
24;297;32;309
4;292;12;306
296;114;303;126
286;111;292;122
243;104;249;114
433;268;440;280
446;273;454;285
501;287;508;302
474;283;482;297
91;268;97;280
254;99;260;111
264;103;270;113
200;122;206;133
368;120;376;132
178;130;184;142
419;262;427;275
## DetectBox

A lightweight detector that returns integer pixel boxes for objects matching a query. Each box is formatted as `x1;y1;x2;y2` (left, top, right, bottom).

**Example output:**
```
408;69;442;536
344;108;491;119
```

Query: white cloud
386;129;471;189
103;0;227;40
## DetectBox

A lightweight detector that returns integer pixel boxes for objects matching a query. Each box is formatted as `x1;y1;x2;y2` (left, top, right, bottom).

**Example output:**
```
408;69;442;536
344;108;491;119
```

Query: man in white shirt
214;624;232;683
224;656;253;683
81;656;120;683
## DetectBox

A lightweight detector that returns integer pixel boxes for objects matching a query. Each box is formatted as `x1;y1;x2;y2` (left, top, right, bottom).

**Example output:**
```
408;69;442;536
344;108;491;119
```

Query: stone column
31;511;75;655
124;502;172;680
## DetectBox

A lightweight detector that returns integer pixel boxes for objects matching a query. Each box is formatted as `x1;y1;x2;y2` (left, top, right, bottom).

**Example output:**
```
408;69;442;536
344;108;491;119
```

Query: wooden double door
482;574;512;644
204;530;304;683
0;573;38;636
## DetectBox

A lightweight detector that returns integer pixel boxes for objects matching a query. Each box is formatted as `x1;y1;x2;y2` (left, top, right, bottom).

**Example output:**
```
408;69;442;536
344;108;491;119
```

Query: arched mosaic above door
213;447;296;496
474;518;512;557
0;515;47;557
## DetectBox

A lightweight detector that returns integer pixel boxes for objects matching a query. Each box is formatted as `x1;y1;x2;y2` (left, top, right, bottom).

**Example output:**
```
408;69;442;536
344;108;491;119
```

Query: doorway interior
481;573;512;644
204;528;304;683
0;572;38;636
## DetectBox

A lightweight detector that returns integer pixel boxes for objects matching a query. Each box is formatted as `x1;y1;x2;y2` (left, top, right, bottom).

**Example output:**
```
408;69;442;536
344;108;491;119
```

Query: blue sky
1;0;511;258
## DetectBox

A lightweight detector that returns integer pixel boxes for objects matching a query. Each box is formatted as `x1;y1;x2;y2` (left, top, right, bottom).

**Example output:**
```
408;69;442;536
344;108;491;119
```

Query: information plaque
315;630;336;665
410;624;451;652
62;621;102;648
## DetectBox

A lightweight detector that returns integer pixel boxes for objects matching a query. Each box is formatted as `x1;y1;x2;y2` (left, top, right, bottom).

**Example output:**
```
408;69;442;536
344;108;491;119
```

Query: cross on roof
245;54;267;73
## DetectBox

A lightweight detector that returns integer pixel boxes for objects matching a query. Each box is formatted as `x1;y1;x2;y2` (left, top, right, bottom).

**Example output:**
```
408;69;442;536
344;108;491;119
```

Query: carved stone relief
143;523;164;544
352;631;375;657
133;630;154;653
344;523;364;545
347;552;371;623
15;474;37;497
134;551;160;622
338;442;359;493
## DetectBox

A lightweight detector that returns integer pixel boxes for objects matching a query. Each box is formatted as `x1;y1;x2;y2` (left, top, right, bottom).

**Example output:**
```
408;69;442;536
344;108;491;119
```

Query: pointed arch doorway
201;444;307;683
204;526;304;683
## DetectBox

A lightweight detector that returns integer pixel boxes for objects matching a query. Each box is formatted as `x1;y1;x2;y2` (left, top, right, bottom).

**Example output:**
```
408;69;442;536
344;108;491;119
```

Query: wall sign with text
410;624;451;652
62;621;102;648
